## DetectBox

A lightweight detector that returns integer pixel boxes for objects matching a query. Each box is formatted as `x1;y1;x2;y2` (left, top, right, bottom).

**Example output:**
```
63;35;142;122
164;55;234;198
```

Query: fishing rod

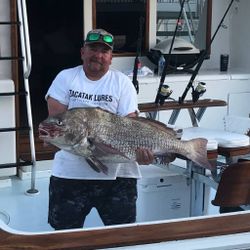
155;0;186;105
132;16;145;94
179;0;235;104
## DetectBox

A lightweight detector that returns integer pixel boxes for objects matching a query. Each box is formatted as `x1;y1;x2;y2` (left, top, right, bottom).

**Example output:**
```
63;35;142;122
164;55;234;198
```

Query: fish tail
185;138;212;170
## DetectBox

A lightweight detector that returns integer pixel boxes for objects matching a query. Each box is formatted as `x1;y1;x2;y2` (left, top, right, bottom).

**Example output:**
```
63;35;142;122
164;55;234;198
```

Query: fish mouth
38;127;50;139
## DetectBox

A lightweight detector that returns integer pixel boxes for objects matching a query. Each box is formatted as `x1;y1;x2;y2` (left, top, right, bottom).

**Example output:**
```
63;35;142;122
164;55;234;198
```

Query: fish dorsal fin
131;117;177;137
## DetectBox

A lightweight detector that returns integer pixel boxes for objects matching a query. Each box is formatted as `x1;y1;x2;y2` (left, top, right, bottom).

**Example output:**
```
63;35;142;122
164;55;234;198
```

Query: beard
84;60;109;79
88;60;103;71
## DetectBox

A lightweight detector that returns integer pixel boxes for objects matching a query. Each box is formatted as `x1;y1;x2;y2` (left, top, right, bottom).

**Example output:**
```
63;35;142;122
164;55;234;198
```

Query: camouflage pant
48;176;137;230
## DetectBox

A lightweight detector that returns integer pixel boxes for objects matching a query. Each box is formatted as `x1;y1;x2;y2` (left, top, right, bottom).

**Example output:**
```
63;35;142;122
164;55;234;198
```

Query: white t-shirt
46;65;141;180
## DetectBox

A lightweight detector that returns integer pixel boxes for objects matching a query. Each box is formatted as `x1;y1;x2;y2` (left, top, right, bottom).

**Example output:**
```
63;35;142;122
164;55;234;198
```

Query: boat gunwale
1;211;250;249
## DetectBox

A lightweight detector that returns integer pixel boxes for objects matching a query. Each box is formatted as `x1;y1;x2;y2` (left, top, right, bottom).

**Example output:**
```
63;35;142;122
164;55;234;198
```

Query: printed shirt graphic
46;66;141;180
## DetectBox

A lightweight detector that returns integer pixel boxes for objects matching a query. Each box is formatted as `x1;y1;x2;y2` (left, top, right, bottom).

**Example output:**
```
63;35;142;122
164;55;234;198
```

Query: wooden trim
145;0;150;51
1;212;250;249
10;0;20;163
139;99;227;113
10;0;19;82
92;0;96;29
218;146;250;158
212;161;250;207
19;133;58;161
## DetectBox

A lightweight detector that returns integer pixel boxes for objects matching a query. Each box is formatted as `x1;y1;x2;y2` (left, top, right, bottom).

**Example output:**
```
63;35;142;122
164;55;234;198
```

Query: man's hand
136;148;154;165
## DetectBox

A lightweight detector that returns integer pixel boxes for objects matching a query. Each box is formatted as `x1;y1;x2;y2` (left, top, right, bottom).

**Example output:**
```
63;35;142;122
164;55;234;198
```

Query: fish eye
56;120;63;126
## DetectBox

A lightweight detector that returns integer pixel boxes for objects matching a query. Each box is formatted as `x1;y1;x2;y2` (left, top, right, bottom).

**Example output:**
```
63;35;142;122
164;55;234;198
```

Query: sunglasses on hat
85;33;114;51
87;33;113;44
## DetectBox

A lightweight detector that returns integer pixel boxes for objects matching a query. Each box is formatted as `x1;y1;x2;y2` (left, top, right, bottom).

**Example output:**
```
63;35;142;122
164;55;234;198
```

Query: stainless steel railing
17;0;38;195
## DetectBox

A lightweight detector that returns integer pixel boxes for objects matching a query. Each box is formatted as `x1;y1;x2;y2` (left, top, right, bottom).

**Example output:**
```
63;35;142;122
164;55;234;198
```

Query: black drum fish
38;107;211;174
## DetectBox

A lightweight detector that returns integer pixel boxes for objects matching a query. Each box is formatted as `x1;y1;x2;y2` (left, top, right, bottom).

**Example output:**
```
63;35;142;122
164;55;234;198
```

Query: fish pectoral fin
86;156;108;175
88;138;129;159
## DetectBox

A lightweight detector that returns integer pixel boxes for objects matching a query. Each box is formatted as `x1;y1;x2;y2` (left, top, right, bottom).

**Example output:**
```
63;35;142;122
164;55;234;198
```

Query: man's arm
126;111;138;118
47;97;68;116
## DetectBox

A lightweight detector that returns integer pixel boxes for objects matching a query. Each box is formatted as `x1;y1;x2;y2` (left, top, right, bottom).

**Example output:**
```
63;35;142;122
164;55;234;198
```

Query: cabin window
94;0;148;54
156;0;212;53
93;0;211;56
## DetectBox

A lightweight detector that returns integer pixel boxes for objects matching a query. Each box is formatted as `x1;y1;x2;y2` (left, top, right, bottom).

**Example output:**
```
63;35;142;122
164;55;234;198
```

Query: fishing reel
192;81;206;102
158;85;173;105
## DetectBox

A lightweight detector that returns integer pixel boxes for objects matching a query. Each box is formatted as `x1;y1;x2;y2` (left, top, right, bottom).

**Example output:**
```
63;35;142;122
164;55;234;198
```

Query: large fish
38;107;212;174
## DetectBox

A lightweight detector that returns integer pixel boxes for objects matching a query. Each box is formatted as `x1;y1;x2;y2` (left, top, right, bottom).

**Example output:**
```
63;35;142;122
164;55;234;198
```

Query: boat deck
0;175;53;232
0;163;221;233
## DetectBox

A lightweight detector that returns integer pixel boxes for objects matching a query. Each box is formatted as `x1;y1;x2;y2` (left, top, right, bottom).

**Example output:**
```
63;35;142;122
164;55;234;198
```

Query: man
46;29;154;230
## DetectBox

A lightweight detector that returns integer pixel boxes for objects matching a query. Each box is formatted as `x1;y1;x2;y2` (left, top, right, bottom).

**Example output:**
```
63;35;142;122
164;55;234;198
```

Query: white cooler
182;127;249;148
136;164;190;222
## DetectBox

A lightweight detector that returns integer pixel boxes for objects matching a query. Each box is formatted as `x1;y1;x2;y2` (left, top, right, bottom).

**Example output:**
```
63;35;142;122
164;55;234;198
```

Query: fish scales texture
39;107;212;173
87;109;171;159
81;109;186;159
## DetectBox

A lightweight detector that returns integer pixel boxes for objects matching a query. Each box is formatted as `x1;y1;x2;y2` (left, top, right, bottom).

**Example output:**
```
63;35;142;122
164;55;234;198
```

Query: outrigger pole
179;0;235;104
155;0;186;105
132;16;145;94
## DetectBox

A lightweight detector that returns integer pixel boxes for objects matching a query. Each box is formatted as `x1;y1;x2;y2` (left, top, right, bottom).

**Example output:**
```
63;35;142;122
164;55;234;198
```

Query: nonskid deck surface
0;167;220;233
0;175;249;250
0;176;53;232
0;175;104;232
